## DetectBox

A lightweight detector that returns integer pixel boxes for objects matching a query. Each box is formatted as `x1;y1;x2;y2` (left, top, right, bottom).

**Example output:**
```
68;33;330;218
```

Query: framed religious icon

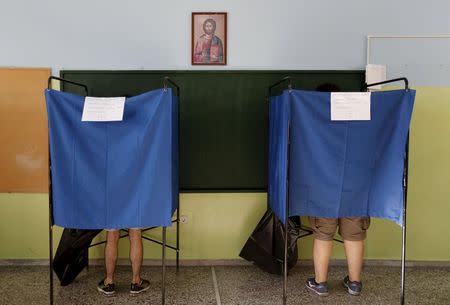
192;12;227;65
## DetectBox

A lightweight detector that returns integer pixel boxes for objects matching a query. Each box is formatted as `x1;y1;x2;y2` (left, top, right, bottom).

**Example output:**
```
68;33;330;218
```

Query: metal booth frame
47;76;181;305
267;77;410;305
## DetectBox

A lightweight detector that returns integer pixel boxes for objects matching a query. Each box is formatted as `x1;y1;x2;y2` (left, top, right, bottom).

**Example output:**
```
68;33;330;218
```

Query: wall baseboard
1;259;450;267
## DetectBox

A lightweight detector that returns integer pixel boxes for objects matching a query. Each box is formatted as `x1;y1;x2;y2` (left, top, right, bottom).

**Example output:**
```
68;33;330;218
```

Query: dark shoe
305;277;329;296
130;279;150;294
97;279;115;296
343;275;362;296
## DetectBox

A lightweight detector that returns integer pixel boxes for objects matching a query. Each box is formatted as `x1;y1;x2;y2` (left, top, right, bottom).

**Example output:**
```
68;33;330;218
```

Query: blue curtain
268;91;290;223
45;88;179;229
269;89;415;225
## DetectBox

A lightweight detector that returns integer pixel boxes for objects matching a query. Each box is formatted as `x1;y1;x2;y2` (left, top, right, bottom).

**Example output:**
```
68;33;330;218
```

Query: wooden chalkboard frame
60;70;365;192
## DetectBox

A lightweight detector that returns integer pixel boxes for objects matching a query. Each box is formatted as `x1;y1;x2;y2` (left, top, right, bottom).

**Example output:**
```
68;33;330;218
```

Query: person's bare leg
129;229;143;283
105;230;120;284
313;239;333;282
343;240;364;282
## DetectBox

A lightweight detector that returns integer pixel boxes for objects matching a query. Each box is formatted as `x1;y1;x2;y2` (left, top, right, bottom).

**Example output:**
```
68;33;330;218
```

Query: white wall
1;0;450;83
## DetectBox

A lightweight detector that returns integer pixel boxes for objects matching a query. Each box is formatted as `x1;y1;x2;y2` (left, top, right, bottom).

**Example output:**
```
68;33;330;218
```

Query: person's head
203;18;216;35
315;83;341;92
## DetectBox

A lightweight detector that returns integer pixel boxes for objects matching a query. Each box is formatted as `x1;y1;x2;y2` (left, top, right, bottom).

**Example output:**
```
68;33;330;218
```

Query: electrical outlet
179;215;189;224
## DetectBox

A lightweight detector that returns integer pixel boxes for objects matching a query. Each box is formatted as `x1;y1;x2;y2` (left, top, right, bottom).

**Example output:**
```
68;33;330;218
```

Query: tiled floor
0;265;449;305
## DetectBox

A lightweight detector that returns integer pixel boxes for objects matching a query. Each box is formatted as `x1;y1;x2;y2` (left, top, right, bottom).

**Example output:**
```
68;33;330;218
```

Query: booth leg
283;221;288;305
49;224;54;305
176;208;180;272
162;227;167;305
401;212;406;305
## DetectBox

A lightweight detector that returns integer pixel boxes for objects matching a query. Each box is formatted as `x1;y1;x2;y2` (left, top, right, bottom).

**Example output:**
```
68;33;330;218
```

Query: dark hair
315;83;341;92
203;18;216;32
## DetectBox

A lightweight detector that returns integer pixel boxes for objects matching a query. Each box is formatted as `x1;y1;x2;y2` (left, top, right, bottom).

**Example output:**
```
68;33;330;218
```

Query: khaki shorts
308;217;370;241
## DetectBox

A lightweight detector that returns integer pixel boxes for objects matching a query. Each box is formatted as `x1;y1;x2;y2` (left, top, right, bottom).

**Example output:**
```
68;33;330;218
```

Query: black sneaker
343;275;362;296
97;279;115;296
305;278;329;296
130;279;150;294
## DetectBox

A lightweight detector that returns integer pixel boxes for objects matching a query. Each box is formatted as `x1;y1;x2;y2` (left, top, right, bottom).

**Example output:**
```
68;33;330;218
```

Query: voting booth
268;77;415;305
45;76;180;305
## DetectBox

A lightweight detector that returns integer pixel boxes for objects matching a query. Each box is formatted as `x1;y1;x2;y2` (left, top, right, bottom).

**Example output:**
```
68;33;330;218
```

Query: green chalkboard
60;70;364;192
